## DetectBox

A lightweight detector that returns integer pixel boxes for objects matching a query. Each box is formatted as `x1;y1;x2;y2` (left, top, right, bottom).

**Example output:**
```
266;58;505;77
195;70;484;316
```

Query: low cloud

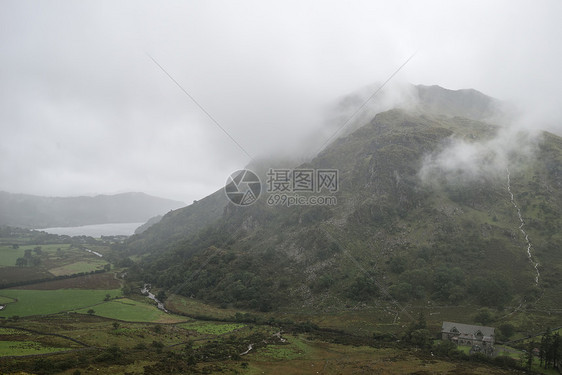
419;120;541;186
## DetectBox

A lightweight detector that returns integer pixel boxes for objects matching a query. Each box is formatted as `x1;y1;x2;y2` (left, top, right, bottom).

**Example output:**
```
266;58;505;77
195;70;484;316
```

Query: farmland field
0;244;74;267
0;266;54;285
0;245;28;266
166;293;241;320
48;259;107;276
0;295;16;304
0;326;81;357
178;321;245;335
10;272;121;290
74;298;186;323
0;340;72;356
0;243;111;288
0;288;122;317
0;236;553;375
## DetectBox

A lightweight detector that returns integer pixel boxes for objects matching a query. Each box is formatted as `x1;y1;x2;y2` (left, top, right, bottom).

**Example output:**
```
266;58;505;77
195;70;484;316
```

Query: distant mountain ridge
0;191;185;229
415;84;502;121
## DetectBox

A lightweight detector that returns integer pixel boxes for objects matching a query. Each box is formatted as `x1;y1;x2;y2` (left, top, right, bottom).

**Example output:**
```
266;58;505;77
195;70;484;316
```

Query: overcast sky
1;0;561;203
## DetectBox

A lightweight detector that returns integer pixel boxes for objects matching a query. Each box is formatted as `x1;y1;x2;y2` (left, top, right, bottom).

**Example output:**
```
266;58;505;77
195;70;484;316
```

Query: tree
404;313;431;349
411;312;427;331
347;275;379;301
122;284;133;296
112;322;120;330
12;244;19;249
499;323;515;340
105;344;123;360
408;329;432;349
151;340;164;353
474;308;494;325
15;257;27;267
550;332;562;368
156;290;167;302
526;341;535;370
389;256;407;274
87;309;95;315
540;327;553;368
389;282;413;301
432;266;464;301
30;257;41;266
469;276;512;308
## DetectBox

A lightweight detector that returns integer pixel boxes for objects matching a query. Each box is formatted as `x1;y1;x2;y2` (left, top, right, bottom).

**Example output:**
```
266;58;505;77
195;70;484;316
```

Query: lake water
38;222;144;237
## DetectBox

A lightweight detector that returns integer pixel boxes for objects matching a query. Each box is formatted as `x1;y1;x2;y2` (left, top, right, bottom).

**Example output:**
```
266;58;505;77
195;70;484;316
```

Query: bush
407;329;432;349
473;308;495;325
498;323;515;339
432;340;457;356
134;342;147;350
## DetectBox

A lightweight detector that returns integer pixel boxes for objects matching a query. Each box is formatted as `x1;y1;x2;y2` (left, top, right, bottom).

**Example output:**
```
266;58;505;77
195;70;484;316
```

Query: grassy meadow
0;243;110;284
0;289;122;317
74;298;185;323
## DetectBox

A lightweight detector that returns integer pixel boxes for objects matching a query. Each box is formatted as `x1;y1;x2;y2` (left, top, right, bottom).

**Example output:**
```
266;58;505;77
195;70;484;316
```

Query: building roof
442;321;495;337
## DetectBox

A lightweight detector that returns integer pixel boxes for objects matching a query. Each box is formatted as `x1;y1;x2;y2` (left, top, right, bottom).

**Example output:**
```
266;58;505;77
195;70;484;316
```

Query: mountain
0;191;185;228
415;84;503;121
124;85;562;314
134;215;164;234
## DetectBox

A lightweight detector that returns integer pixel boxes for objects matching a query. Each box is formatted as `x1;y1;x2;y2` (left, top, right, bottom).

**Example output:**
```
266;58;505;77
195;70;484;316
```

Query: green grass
456;345;471;354
0;246;27;267
0;244;74;267
166;294;242;320
255;335;313;360
0;340;71;356
0;295;16;304
495;345;522;359
48;259;107;276
519;327;562;346
0;289;122;317
74;298;185;323
0;328;31;335
178;321;245;335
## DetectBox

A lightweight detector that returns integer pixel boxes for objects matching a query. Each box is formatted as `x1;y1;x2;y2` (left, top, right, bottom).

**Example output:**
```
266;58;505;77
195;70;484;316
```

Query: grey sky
1;0;560;203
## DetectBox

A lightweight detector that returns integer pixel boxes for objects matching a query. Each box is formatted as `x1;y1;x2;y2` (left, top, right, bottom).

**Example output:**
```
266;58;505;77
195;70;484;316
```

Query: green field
48;259;107;276
0;295;16;304
0;243;110;286
166;294;240;320
0;340;71;356
0;244;75;267
0;327;31;335
0;246;28;267
178;321;245;335
254;334;312;360
0;289;122;317
74;298;185;323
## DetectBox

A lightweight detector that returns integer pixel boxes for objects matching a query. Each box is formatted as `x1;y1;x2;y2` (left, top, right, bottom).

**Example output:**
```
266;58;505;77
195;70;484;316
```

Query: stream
141;284;169;313
507;167;540;284
84;248;103;257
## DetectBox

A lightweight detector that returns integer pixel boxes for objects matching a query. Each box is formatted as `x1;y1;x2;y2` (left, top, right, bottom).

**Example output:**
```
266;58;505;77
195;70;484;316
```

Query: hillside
125;86;562;317
0;191;185;228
